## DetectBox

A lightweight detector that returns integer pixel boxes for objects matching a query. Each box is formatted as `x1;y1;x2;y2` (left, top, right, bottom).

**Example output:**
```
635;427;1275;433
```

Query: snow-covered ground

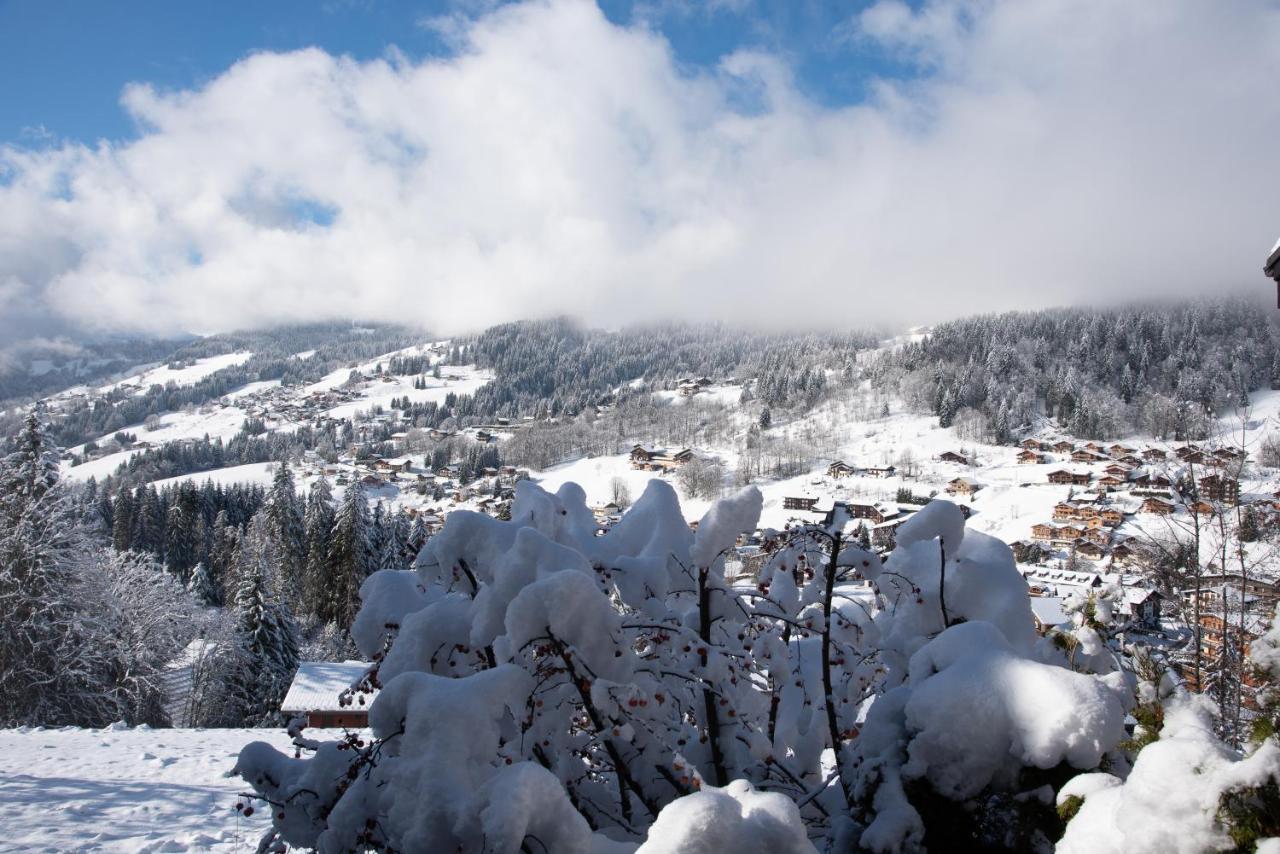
151;461;281;491
0;724;294;852
99;352;254;395
323;365;493;421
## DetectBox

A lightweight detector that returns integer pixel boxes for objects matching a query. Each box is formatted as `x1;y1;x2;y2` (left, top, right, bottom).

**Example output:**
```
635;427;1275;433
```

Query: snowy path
0;725;293;852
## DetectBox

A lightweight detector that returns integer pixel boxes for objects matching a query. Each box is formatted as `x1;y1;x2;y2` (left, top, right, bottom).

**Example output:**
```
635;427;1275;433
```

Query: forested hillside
874;297;1280;441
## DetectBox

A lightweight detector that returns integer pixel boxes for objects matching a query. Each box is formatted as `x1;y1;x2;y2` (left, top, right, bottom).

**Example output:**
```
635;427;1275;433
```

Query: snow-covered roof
281;661;373;713
1029;596;1070;628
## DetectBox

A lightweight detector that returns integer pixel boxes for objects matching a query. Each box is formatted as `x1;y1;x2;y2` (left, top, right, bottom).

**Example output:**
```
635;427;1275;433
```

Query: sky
1;0;1279;359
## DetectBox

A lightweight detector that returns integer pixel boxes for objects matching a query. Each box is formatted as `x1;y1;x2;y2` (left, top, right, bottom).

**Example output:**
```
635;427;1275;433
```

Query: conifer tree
325;479;374;629
302;479;336;620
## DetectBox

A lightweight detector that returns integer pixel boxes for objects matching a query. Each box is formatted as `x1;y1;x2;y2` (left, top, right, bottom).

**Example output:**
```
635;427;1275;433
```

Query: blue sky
0;0;895;146
1;0;1276;347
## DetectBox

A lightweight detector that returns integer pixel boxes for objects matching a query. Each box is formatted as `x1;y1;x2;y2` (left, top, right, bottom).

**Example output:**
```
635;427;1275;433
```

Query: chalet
1017;450;1045;465
1076;541;1106;561
1048;469;1091;486
1107;444;1137;458
843;501;900;524
1051;441;1076;454
377;456;413;474
1142;448;1167;462
1189;500;1216;517
946;477;981;497
827;460;856;479
281;661;377;728
1030;597;1070;636
1122;588;1162;628
938;451;969;465
783;495;820;511
1021;438;1045;451
1054;525;1085;543
1097;475;1127;491
1099;508;1124;527
360;474;386;487
1052;503;1078;521
863;465;897;478
1193;573;1280;605
1072;449;1108;463
1011;539;1046;563
1082;528;1111;547
475;430;496;443
630;445;695;471
1110;543;1135;565
427;428;455;441
1140;497;1176;515
1031;523;1058;542
1103;464;1131;478
1199;474;1240;506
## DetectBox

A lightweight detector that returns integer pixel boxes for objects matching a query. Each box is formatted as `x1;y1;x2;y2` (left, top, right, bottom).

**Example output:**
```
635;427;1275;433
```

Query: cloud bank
2;0;1279;345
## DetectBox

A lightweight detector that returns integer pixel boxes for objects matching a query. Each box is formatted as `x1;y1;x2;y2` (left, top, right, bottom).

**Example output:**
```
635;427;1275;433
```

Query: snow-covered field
100;352;254;395
152;461;281;491
0;725;293;852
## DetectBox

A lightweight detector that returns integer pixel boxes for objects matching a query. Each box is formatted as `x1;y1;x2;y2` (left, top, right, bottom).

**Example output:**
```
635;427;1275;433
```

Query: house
1143;448;1167;462
1051;441;1076;453
280;661;377;728
827;460;856;479
377;456;413;474
783;495;820;511
1072;449;1108;463
1054;525;1085;543
630;445;695;471
1107;444;1137;458
1021;438;1045;451
1189;500;1216;517
1030;597;1070;636
1099;508;1124;527
1103;464;1131;478
843;501;901;524
1097;475;1127;491
1199;474;1240;506
1031;523;1058;542
946;477;982;497
1017;450;1045;465
863;465;897;478
1082;528;1111;547
1122;588;1163;628
1141;497;1176;515
938;451;969;465
1048;469;1091;486
1076;541;1106;561
1052;503;1078;521
1110;543;1136;565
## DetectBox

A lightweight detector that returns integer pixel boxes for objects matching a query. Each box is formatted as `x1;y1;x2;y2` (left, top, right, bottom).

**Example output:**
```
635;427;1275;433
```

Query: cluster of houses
825;460;897;479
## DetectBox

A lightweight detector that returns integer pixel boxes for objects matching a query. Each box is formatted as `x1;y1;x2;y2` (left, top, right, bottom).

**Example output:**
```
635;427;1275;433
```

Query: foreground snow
0;724;294;852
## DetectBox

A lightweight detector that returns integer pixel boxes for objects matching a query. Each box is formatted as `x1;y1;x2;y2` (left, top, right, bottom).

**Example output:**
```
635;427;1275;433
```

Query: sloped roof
281;661;373;713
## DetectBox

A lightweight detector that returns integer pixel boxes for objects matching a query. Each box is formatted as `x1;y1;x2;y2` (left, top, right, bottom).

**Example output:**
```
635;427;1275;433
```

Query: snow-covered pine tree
0;413;113;726
264;464;305;607
302;478;336;620
325;479;374;629
188;560;220;606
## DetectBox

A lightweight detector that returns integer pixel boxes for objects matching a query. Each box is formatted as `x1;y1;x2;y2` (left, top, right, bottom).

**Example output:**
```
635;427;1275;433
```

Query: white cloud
1;0;1278;344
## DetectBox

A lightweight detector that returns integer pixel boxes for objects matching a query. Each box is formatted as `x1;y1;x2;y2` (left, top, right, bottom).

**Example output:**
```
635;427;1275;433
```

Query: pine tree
264;464;306;608
758;407;772;429
302;479;336;620
188;561;220;607
234;561;299;724
326;479;374;629
0;412;113;726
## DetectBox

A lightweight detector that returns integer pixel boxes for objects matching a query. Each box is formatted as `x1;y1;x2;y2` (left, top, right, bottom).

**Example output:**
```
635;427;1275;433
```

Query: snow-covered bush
233;483;1182;851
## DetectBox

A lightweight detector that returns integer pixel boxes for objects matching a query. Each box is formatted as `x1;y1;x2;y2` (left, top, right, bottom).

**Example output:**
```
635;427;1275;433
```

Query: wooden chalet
1076;541;1106;561
826;460;856;479
1048;469;1091;486
630;445;695;472
1140;497;1176;515
843;501;900;524
1017;450;1045;465
946;477;981;497
1198;474;1240;506
783;495;820;511
1142;448;1167;462
281;661;376;728
1072;449;1108;463
1021;438;1046;451
938;451;969;465
1031;523;1058;542
862;465;897;478
1051;441;1076;454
